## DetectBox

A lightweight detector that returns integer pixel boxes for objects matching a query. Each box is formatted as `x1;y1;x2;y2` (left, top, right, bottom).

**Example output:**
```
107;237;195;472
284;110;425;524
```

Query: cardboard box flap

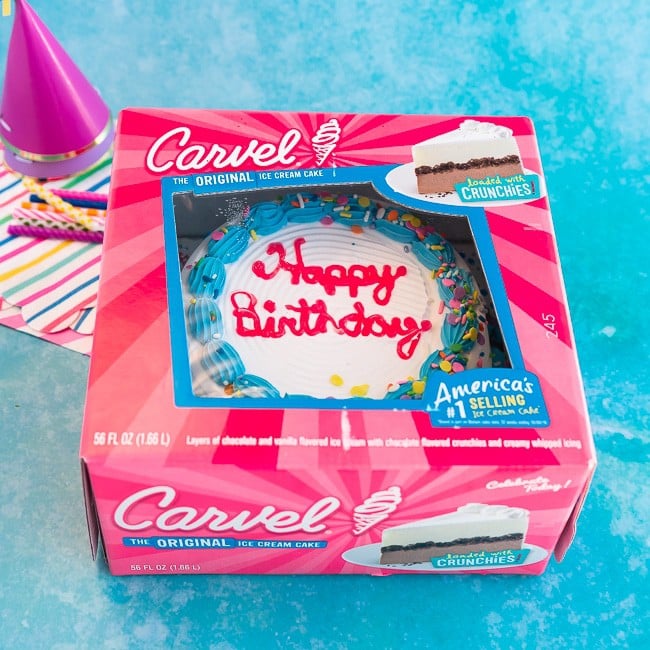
554;459;596;561
81;460;100;561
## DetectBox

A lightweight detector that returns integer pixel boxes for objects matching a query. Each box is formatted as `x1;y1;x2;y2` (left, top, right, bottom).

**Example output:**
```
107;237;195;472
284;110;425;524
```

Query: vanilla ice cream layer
412;120;520;168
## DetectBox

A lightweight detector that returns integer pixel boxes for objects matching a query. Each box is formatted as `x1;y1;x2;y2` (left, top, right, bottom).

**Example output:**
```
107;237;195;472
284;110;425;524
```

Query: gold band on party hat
0;114;114;163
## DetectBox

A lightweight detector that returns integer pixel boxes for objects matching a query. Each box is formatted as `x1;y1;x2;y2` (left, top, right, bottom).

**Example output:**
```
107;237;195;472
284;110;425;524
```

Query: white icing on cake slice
381;503;529;548
412;120;521;168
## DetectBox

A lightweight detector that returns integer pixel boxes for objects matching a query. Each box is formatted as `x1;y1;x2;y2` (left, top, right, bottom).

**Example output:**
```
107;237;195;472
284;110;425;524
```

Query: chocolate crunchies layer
415;155;521;175
381;532;524;554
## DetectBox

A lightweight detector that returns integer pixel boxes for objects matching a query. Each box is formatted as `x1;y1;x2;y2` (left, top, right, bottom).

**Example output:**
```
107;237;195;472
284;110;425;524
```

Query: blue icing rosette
412;233;455;270
282;193;329;222
330;196;370;226
188;298;223;344
248;201;288;236
374;217;418;243
438;267;475;303
419;350;440;378
441;315;469;349
207;225;250;262
233;374;281;398
188;256;226;298
201;340;245;386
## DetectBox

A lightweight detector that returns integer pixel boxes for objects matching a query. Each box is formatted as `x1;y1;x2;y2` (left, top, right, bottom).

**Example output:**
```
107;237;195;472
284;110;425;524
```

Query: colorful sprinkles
350;384;370;397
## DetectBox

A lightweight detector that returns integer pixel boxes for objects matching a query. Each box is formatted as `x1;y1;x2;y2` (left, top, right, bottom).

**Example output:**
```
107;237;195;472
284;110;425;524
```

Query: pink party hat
0;0;113;177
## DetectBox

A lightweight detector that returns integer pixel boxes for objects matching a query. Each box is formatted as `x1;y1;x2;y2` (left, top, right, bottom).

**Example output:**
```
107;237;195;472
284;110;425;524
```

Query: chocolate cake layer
415;159;524;195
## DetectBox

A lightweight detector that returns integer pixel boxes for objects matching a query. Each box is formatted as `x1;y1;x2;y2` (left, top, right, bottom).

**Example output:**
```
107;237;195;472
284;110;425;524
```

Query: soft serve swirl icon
352;486;402;535
311;118;341;165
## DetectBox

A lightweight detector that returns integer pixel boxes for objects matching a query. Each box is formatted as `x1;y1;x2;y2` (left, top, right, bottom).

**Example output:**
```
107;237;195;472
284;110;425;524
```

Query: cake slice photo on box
379;503;530;565
172;186;504;403
412;120;524;195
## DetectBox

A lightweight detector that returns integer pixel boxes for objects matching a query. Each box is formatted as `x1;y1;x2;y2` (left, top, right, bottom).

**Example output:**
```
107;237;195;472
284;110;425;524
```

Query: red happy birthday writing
251;237;406;306
229;236;432;360
230;293;431;360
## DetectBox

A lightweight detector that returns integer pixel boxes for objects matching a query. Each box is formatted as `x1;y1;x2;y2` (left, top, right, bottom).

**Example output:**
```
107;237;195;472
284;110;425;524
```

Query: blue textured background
1;1;649;648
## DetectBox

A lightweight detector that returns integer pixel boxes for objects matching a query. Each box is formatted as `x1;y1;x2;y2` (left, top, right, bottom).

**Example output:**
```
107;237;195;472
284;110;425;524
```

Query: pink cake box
80;109;596;575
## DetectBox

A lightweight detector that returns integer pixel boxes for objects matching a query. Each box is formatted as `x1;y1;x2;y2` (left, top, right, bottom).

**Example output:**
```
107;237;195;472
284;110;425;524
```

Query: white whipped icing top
382;502;529;546
457;502;528;519
458;120;513;138
412;120;520;167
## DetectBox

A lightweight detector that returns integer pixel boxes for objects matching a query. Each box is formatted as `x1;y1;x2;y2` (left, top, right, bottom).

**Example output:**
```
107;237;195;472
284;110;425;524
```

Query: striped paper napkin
0;149;111;354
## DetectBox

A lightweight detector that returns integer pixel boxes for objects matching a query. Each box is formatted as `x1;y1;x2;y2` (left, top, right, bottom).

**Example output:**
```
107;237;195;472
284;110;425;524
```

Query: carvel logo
145;117;344;175
114;486;341;534
145;127;303;174
352;486;402;535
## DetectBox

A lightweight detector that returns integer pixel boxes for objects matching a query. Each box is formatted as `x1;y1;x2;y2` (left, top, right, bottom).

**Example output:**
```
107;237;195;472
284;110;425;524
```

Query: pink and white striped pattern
0;149;111;353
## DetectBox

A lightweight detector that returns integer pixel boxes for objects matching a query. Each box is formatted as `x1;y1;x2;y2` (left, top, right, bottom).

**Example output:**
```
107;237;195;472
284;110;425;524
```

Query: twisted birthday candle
21;177;104;232
7;224;104;243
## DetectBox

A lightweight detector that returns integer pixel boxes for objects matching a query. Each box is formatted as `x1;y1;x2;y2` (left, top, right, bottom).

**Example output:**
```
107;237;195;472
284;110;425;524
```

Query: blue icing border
188;256;227;298
201;340;245;386
412;233;455;270
373;217;418;243
282;193;330;223
207;225;250;262
248;201;288;236
232;374;281;398
188;298;223;344
186;192;489;400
